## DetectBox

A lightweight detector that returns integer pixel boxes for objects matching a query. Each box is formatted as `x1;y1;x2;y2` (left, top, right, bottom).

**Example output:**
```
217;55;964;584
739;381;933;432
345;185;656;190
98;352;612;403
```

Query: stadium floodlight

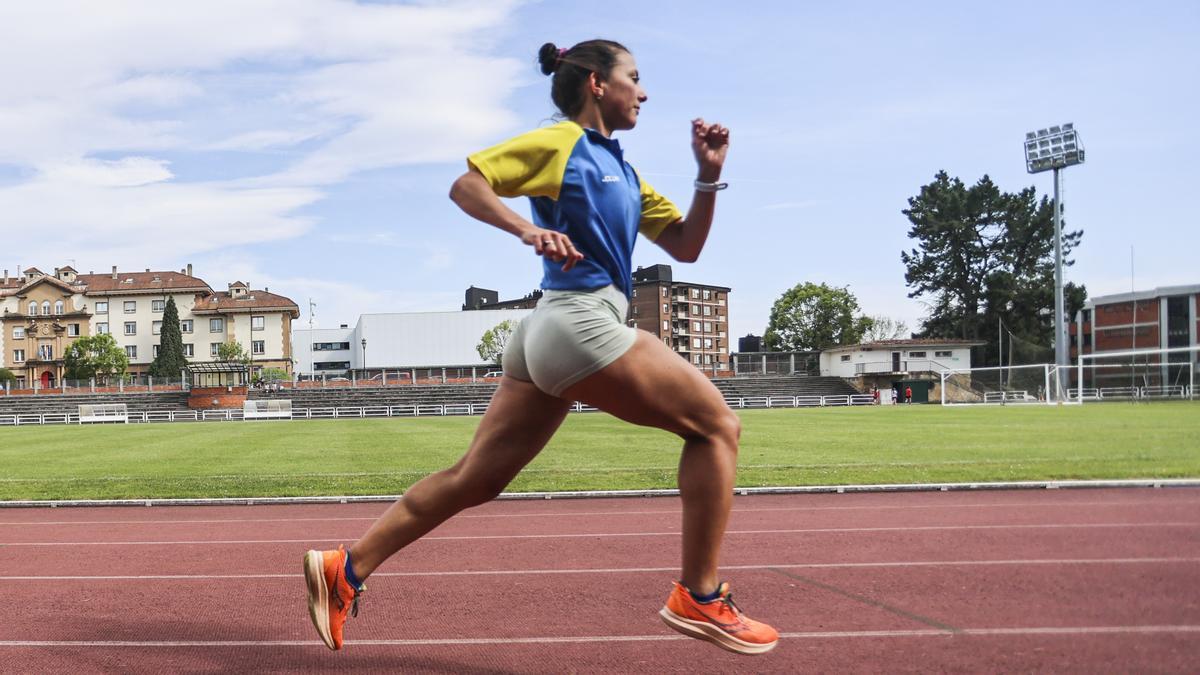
1024;122;1086;368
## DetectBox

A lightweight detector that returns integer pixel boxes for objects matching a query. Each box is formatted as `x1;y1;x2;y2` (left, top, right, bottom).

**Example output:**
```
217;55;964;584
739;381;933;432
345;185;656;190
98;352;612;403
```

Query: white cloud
0;0;525;288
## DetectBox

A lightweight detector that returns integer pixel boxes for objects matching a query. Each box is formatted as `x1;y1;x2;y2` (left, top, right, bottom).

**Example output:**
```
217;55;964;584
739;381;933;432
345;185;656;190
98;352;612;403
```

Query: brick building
1071;284;1199;385
628;264;731;371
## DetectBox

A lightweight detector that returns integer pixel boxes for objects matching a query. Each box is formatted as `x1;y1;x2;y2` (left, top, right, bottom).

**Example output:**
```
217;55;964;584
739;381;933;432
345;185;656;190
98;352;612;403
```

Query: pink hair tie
556;47;567;67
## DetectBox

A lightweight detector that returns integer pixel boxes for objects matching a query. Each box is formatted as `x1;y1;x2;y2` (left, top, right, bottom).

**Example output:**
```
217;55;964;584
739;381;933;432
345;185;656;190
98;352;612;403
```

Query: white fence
0;394;874;427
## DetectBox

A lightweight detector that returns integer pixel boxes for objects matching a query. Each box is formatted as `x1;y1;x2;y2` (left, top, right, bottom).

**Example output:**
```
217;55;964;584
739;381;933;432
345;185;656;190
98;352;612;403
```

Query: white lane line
3;557;1197;581
1;625;1197;647
4;499;1198;527
2;521;1195;547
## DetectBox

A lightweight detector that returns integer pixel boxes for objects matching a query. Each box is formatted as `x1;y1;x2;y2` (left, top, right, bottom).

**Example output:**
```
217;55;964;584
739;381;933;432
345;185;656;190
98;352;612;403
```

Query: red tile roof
192;289;300;317
75;271;211;294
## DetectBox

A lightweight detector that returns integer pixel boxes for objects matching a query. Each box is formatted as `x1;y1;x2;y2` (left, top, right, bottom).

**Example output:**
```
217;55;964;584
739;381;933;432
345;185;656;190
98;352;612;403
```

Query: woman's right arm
449;169;583;271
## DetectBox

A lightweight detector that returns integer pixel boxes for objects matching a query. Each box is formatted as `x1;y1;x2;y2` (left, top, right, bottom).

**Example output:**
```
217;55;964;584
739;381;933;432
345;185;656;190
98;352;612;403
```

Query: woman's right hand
521;228;584;271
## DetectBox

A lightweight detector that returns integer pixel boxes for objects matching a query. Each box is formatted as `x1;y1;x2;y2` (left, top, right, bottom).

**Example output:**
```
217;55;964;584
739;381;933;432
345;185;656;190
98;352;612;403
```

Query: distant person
872;385;880;405
303;39;777;655
905;386;913;404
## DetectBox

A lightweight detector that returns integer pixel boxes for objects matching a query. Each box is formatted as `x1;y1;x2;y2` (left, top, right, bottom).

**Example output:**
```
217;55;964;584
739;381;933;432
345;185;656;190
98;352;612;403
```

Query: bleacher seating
0;391;190;417
78;403;129;424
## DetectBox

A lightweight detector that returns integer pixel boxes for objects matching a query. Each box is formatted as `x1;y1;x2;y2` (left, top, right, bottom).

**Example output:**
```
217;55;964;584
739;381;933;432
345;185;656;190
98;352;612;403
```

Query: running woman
304;39;779;656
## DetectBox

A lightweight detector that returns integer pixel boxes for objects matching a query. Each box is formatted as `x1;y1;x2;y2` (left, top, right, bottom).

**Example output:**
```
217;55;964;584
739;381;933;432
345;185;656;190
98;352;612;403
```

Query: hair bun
537;42;560;76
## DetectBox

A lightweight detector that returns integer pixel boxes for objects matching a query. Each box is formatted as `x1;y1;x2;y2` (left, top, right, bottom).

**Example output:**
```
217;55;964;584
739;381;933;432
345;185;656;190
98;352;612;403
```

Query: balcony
854;359;951;375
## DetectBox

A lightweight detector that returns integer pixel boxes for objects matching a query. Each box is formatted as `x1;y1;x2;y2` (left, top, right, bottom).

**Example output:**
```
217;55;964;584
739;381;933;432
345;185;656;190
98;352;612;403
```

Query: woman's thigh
560;330;735;439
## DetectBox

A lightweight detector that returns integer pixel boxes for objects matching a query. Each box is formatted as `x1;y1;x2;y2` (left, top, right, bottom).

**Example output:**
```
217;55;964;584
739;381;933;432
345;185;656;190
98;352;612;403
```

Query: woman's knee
682;407;741;448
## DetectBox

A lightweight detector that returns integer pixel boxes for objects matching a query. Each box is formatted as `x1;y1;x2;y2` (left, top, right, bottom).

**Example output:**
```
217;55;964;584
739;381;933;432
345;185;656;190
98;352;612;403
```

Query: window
54;300;64;315
632;306;638;316
125;345;137;358
692;354;701;364
693;321;701;332
632;289;637;297
252;315;264;331
13;327;24;339
124;322;136;335
96;301;108;314
124;301;136;313
692;337;701;349
152;321;162;335
13;349;25;363
703;306;712;316
662;303;668;314
662;321;669;331
704;354;712;364
702;289;710;300
661;287;667;298
252;340;265;355
312;342;351;351
211;343;221;356
68;324;80;337
691;289;699;298
934;350;952;358
210;318;224;332
97;322;109;335
180;320;193;333
183;344;194;357
28;302;37;315
42;301;50;315
704;338;713;349
691;304;700;314
315;361;351;371
152;299;165;313
152;345;160;358
909;351;927;358
38;345;54;360
841;354;851;362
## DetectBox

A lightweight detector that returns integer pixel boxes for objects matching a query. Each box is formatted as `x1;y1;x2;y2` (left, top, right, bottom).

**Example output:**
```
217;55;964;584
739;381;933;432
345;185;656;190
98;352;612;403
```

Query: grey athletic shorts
502;284;637;397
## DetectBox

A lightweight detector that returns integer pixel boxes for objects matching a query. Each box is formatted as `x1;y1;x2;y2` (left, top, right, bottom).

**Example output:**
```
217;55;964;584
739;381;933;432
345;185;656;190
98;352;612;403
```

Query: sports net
1066;346;1197;402
940;364;1065;405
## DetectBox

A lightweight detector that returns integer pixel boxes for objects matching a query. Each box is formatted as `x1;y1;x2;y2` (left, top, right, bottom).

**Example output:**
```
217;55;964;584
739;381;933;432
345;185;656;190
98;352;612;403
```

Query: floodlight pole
1053;167;1066;369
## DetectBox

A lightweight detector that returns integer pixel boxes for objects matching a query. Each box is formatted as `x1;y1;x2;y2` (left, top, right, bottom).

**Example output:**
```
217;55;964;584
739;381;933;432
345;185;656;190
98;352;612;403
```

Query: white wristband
693;179;728;193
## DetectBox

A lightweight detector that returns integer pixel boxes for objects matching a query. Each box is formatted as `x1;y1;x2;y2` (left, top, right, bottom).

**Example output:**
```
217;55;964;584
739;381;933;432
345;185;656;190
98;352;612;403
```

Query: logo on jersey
601;175;621;183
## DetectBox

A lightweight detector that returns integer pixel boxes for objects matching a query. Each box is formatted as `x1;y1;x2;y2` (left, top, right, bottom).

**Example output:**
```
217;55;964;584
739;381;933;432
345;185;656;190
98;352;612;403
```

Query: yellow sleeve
636;173;684;241
466;122;582;200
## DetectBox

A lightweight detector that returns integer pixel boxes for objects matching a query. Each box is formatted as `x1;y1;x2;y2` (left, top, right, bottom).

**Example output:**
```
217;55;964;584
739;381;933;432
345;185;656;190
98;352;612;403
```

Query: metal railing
0;394;875;427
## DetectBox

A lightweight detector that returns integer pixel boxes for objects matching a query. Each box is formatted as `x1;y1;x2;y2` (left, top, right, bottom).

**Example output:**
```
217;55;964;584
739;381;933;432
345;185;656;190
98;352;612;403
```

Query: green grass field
0;402;1197;501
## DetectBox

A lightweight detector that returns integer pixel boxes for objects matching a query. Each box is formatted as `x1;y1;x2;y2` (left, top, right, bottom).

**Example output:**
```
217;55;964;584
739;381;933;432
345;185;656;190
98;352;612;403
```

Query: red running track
2;488;1199;673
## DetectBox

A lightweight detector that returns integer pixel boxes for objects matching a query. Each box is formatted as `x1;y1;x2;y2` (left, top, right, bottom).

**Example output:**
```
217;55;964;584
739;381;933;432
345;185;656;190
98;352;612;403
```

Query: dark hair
537;40;629;118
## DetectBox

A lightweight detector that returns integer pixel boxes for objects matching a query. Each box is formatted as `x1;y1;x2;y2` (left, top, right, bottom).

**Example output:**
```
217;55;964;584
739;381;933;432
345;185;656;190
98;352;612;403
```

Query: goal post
939;363;1066;405
1071;345;1197;402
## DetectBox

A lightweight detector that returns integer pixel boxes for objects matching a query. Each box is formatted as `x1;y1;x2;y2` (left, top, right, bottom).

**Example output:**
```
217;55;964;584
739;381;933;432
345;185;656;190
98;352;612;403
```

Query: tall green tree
64;334;128;382
862;316;910;342
0;368;16;385
901;171;1085;365
150;297;188;378
477;320;517;364
217;340;252;364
764;283;872;351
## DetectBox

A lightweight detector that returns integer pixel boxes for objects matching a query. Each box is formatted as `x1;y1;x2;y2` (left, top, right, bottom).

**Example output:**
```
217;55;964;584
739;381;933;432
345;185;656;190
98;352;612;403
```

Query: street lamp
1023;123;1085;368
361;337;367;380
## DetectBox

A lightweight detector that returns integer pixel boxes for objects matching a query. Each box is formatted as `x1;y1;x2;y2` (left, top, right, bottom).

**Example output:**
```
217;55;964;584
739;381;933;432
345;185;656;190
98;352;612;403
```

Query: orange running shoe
660;581;779;655
303;545;362;650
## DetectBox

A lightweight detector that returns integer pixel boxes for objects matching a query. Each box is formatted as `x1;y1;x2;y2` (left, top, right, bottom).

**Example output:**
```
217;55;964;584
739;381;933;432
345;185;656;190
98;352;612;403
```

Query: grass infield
0;402;1197;501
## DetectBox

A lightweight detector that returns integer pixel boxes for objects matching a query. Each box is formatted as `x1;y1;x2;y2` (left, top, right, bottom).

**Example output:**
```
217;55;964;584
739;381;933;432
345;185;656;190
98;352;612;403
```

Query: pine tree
150;296;188;378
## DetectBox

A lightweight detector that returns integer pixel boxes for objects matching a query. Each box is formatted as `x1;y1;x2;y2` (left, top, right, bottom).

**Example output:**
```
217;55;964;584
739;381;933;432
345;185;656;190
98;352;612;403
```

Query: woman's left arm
652;118;730;263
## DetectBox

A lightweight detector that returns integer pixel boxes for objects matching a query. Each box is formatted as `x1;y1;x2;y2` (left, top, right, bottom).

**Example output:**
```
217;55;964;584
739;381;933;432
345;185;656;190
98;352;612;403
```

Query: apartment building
627;264;731;371
0;265;299;388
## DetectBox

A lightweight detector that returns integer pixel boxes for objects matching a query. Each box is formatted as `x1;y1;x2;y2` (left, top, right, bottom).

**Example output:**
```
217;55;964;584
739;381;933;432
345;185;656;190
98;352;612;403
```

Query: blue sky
1;1;1196;343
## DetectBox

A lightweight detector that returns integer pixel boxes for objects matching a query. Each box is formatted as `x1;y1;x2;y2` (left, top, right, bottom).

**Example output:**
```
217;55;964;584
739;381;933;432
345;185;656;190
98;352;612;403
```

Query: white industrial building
819;339;980;378
292;308;534;378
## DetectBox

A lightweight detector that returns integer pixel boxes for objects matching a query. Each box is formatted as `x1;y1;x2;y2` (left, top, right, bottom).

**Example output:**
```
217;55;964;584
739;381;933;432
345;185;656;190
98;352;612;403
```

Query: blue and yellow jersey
467;121;682;297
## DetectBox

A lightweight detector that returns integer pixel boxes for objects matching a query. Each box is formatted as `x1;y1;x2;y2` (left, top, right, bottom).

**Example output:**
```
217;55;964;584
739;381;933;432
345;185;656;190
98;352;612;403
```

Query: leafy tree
217;340;252;364
258;367;290;382
901;171;1085;365
0;368;15;385
862;316;910;342
764;283;872;351
150;297;188;378
64;334;128;382
477;320;517;364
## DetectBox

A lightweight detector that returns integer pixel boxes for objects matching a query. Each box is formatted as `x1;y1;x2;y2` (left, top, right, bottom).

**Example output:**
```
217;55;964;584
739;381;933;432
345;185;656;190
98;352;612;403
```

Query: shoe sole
303;550;337;650
659;606;778;655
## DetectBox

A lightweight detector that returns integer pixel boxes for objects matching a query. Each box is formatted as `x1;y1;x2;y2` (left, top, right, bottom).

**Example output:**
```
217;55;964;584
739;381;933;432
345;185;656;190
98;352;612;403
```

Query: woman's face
597;51;646;131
